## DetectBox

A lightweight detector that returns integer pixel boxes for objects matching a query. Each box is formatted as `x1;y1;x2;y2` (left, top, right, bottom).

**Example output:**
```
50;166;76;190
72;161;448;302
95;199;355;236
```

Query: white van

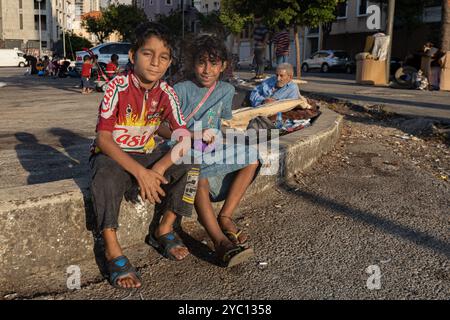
0;49;27;67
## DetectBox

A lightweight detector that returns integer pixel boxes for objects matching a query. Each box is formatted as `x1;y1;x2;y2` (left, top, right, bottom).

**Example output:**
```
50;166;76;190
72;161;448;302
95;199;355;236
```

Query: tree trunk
294;24;302;79
442;0;450;51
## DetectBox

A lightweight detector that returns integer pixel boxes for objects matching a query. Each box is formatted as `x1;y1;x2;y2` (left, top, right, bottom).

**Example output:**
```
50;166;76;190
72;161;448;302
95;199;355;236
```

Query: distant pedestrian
105;54;119;79
81;55;94;94
252;17;269;79
273;25;290;65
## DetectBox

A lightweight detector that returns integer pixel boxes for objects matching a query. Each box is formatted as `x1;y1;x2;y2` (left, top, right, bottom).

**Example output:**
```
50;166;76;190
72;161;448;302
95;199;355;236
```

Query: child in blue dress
160;35;259;266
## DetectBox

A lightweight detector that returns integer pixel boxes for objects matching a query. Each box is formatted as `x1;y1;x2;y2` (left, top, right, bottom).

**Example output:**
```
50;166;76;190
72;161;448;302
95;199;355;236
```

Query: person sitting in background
249;63;300;107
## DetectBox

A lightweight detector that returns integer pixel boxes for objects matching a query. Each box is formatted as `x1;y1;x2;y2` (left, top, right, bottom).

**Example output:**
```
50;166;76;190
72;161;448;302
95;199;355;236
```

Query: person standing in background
273;24;290;65
252;17;269;80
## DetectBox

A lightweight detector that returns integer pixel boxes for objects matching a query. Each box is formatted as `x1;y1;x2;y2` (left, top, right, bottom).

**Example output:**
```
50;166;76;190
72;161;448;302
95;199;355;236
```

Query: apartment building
193;0;220;14
0;0;52;51
135;0;181;21
322;0;442;59
0;0;102;53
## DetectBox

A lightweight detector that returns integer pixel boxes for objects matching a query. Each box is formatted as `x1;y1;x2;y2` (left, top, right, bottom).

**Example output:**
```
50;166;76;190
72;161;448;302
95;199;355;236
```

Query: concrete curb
300;89;450;124
0;107;343;297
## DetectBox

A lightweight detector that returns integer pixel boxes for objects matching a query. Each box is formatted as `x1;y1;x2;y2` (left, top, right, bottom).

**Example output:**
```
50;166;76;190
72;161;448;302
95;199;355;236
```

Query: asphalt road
1;67;448;300
237;70;450;120
0;67;98;189
31;104;449;300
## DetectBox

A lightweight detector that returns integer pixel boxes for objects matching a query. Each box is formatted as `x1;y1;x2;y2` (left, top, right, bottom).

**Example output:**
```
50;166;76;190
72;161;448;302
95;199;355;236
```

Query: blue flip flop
107;255;142;290
146;231;189;261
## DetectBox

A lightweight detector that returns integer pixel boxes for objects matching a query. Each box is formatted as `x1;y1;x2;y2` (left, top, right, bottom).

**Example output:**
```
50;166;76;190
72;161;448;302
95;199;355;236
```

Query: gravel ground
25;100;449;301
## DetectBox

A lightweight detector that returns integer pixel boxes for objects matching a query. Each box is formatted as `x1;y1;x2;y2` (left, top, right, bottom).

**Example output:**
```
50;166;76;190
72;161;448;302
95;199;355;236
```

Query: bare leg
103;228;141;289
218;162;259;243
154;210;190;260
195;179;236;256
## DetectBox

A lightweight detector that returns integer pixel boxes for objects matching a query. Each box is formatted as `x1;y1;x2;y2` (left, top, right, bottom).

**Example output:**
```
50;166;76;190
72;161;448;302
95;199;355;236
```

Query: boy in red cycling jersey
90;23;197;290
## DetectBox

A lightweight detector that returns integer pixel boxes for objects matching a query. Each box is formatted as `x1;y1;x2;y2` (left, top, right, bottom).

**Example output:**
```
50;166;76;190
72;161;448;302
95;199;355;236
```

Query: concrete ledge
0;107;343;296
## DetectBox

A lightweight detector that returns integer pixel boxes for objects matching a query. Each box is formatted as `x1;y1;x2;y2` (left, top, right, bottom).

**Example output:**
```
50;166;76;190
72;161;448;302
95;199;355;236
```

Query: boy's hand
202;128;216;144
135;167;168;204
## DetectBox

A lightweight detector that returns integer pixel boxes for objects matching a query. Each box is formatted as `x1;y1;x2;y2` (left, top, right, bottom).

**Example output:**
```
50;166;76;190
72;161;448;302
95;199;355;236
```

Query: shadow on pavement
279;180;450;259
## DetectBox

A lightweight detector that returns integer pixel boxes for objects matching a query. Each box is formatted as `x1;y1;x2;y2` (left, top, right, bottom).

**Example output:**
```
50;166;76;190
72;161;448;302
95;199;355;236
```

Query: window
99;44;117;54
336;1;347;19
19;0;23;9
357;0;369;16
333;51;350;59
34;0;47;10
75;1;83;20
117;44;131;55
165;0;172;5
19;14;23;29
34;15;47;30
308;27;319;35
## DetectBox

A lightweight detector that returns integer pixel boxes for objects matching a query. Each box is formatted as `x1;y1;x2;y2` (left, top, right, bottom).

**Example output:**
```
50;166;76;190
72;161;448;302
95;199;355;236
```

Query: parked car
75;42;131;73
0;49;27;67
301;50;354;73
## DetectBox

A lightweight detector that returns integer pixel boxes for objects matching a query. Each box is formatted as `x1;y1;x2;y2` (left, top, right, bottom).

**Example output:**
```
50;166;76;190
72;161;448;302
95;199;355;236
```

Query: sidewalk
236;71;450;121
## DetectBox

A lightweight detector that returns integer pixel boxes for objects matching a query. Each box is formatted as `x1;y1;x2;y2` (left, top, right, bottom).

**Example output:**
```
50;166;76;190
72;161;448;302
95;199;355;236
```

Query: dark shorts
82;77;93;89
90;146;200;232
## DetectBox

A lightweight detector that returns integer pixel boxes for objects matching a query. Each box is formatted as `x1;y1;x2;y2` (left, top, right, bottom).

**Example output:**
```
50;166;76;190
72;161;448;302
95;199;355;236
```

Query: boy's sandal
218;216;249;246
221;246;254;268
146;231;189;261
107;255;142;290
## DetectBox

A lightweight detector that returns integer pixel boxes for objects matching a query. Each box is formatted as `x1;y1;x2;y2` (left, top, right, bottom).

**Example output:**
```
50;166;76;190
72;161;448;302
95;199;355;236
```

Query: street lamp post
37;0;43;57
63;1;66;58
181;0;185;40
385;0;396;84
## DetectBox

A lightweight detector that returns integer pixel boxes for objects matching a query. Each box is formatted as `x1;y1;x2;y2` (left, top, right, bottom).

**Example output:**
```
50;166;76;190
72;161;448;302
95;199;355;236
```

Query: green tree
220;0;252;35
54;32;93;60
81;13;113;43
442;0;450;51
198;11;230;40
156;9;188;39
105;4;148;42
222;0;341;78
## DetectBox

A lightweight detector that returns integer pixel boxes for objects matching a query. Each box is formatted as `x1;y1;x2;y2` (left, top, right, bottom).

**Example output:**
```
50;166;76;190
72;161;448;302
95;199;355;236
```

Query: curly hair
192;35;228;63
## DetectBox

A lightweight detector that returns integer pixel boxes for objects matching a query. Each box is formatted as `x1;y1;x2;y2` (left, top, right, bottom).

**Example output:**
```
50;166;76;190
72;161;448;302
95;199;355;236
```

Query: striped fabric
273;31;290;57
253;26;269;48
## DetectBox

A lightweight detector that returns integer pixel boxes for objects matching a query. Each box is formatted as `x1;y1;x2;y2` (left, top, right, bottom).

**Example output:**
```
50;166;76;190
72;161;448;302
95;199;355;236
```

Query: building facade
0;0;102;54
322;0;442;60
135;0;183;21
0;0;53;52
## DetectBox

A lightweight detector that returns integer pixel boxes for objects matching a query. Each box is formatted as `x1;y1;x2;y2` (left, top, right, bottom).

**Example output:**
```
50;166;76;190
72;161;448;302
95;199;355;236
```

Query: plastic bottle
275;112;283;129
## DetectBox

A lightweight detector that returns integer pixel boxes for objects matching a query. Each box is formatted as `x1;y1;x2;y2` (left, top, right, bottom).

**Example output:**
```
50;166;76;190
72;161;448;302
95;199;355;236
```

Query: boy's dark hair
131;22;174;58
111;54;119;61
191;34;228;64
83;55;91;62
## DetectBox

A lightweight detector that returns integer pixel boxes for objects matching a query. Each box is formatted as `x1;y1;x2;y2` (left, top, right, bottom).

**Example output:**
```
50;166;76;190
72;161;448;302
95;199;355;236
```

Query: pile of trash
267;104;321;135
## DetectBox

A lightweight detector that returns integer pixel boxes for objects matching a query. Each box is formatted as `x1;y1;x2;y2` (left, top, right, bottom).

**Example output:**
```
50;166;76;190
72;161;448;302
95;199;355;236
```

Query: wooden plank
223;97;312;130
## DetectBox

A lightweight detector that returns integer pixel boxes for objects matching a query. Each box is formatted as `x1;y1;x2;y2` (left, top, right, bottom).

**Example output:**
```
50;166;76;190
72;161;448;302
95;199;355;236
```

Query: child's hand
202;128;216;144
135;167;168;204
